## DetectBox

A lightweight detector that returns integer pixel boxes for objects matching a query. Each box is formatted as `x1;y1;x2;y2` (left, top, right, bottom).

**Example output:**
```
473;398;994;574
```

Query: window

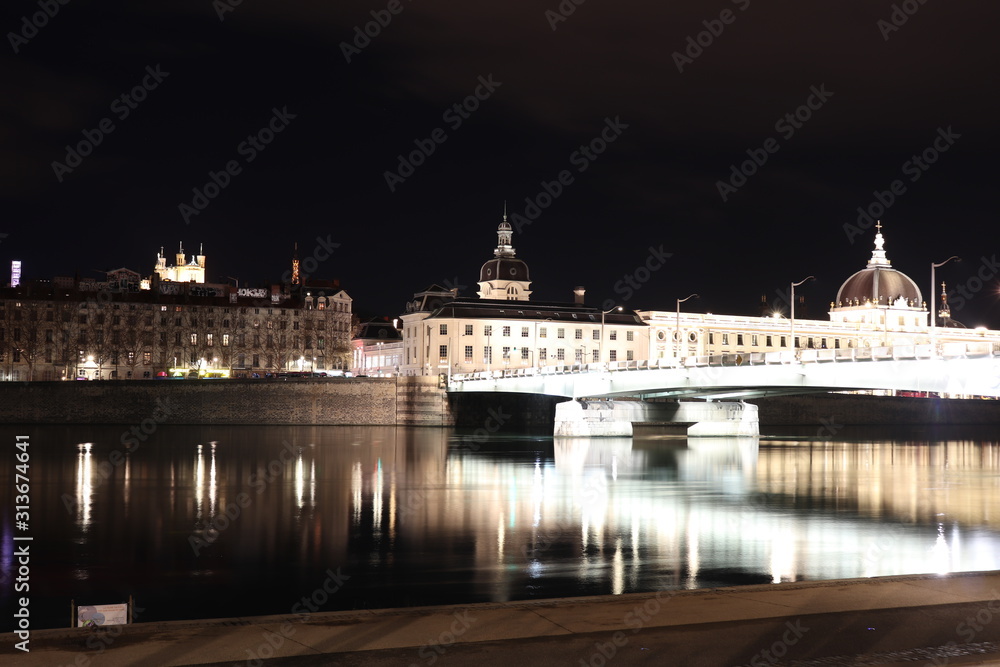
556;348;565;361
708;332;714;344
483;346;492;363
722;333;729;345
539;349;547;362
465;324;473;336
293;321;300;330
465;345;473;361
502;326;511;337
780;336;787;347
439;344;447;359
592;330;600;340
484;325;493;336
521;327;529;337
502;345;511;359
440;324;447;335
609;350;617;361
252;354;260;367
143;352;151;365
609;331;617;340
575;329;582;339
627;350;634;361
592;349;599;362
626;331;634;341
765;335;772;346
317;337;325;349
751;334;758;346
557;328;565;339
737;334;744;346
539;327;547;338
223;334;230;347
835;339;841;349
575;348;584;362
521;347;529;360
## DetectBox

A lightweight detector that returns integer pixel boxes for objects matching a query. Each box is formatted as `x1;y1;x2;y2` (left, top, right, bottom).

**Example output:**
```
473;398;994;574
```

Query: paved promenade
4;571;1000;666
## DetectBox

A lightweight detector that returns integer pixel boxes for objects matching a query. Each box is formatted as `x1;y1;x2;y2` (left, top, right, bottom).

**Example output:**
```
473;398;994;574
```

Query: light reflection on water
0;424;998;631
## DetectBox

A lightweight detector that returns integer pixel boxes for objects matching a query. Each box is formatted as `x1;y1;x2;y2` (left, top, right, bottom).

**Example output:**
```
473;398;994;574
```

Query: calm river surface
2;424;999;631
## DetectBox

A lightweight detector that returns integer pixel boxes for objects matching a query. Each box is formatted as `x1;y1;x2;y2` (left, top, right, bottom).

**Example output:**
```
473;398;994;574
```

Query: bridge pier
553;399;759;437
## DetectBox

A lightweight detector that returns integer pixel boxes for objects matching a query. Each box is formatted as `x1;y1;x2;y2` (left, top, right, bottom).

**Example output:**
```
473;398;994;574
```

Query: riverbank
3;571;999;666
2;378;1000;430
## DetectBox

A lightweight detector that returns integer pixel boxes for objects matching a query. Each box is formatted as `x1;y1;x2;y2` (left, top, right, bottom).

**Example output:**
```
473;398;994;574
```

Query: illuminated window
222;334;230;347
206;333;214;347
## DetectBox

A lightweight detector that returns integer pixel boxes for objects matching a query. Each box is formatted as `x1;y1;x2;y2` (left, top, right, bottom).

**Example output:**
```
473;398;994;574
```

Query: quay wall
0;378;417;426
3;380;1000;431
749;393;1000;429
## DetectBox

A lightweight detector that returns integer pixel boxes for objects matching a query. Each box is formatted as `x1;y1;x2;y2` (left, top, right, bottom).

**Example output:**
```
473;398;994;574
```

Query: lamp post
675;294;699;359
600;306;622;366
930;256;960;354
790;276;814;356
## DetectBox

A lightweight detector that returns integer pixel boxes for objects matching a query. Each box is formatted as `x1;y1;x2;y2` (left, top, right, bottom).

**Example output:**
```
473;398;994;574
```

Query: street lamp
790;276;814;355
601;305;622;365
930;256;960;353
675;294;699;359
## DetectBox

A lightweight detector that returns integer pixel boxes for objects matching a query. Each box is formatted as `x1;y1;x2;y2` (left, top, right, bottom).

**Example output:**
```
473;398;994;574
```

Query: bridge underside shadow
447;391;759;437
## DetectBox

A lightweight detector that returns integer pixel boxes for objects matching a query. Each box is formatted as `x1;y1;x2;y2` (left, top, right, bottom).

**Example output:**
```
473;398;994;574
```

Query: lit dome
835;225;922;307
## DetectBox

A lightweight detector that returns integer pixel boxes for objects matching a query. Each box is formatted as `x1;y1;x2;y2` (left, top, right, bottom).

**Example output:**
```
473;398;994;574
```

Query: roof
425;298;647;325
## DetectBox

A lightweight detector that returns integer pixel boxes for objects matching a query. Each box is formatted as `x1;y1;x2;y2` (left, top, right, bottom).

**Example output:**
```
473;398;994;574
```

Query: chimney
573;286;585;304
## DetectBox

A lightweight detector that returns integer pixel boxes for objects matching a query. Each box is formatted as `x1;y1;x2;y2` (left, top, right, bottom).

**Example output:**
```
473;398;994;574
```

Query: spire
866;221;891;268
494;206;515;258
291;241;301;286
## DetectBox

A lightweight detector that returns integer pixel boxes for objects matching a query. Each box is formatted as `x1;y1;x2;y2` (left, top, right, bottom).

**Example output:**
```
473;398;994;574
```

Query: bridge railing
449;341;999;382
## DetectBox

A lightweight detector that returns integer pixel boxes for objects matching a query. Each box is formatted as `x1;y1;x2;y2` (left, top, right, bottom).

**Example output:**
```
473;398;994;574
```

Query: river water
2;424;999;631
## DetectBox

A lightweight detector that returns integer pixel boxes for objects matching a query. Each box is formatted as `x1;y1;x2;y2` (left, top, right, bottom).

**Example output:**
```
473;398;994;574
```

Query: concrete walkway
4;571;1000;666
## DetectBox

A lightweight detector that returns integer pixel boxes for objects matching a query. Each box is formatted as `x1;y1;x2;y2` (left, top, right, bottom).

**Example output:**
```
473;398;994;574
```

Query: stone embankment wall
0;378;405;425
750;393;1000;426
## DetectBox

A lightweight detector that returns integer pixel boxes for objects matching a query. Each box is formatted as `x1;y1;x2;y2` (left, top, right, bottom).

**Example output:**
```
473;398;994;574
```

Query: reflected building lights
74;443;93;531
373;459;383;533
294;453;304;509
351;461;362;527
209;443;217;518
612;538;625;595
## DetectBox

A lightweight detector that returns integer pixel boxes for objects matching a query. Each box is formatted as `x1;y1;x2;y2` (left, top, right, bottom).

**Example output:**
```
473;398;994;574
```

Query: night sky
4;1;999;325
